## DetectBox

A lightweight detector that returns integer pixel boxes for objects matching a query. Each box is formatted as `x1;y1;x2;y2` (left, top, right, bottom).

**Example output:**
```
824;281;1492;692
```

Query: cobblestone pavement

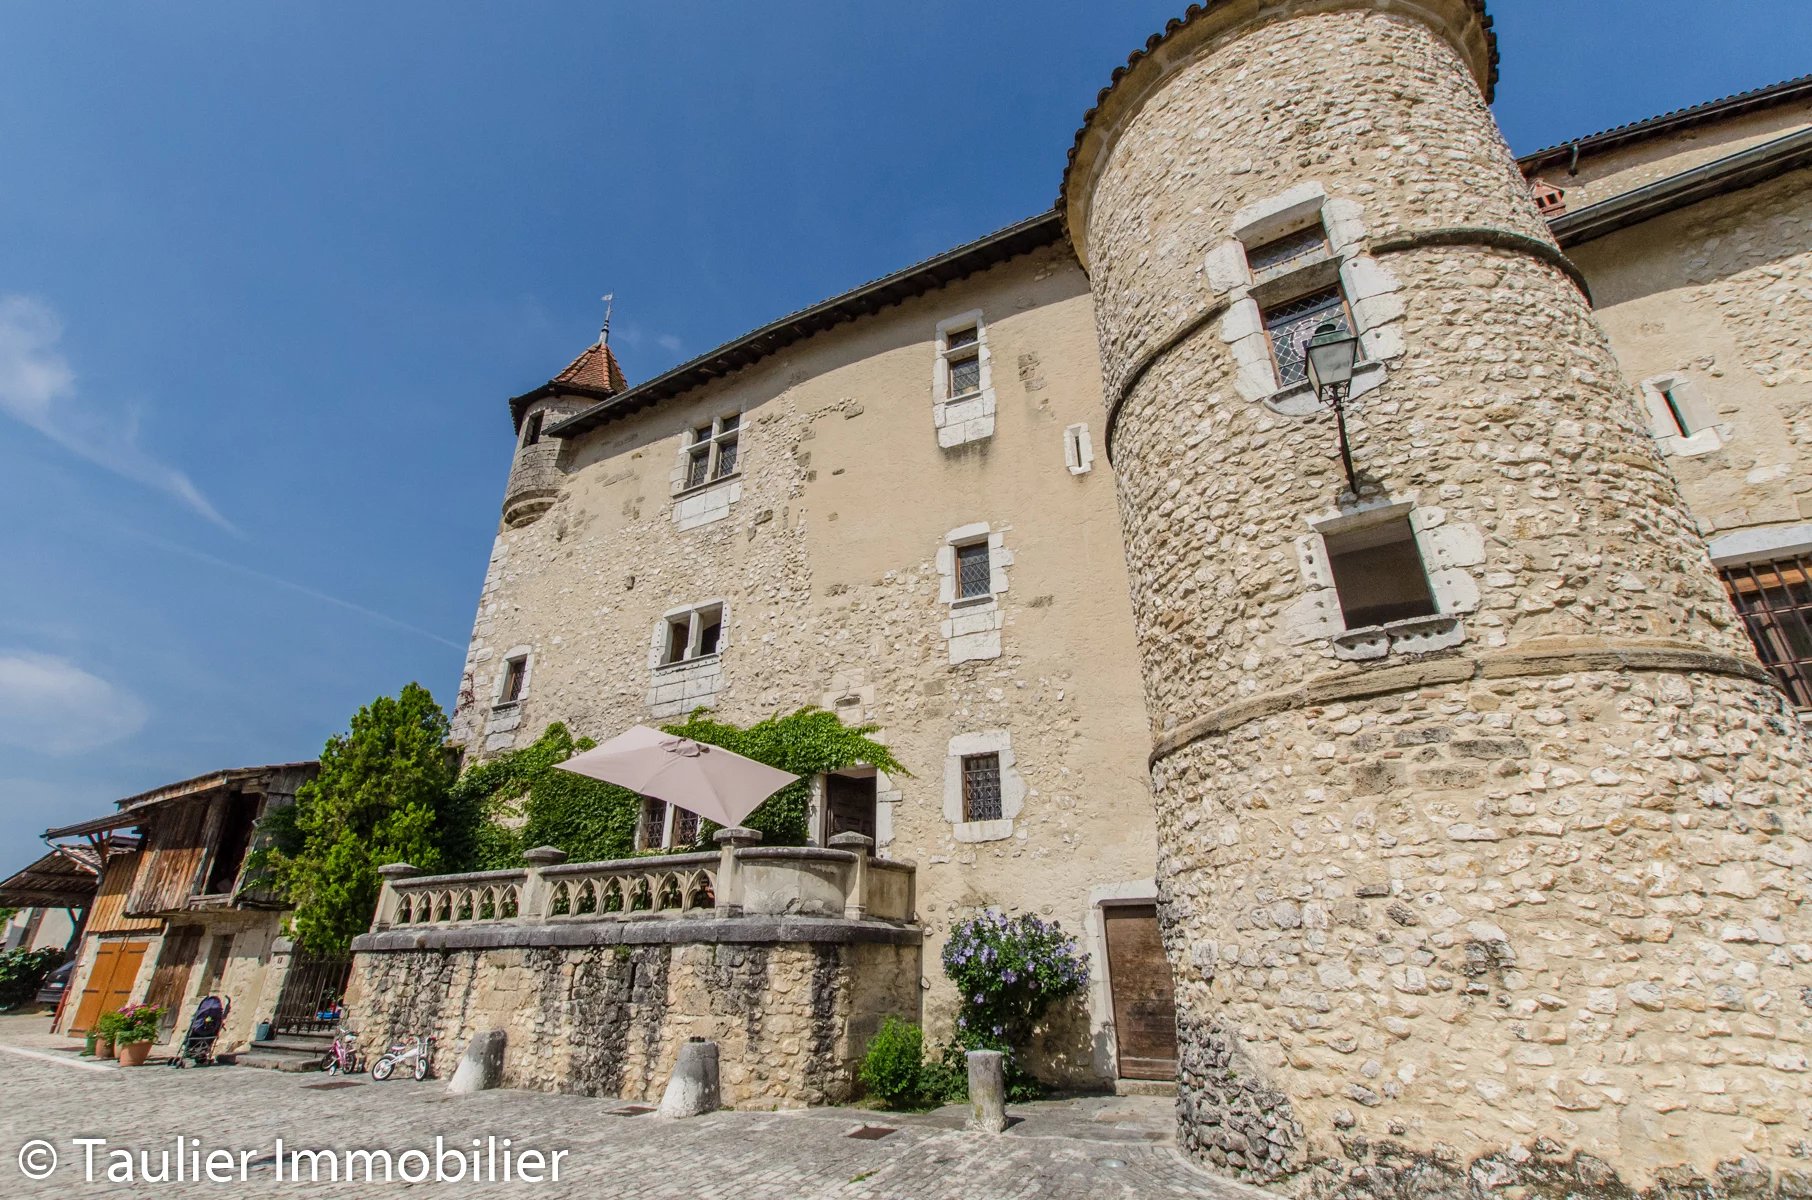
0;1017;1258;1199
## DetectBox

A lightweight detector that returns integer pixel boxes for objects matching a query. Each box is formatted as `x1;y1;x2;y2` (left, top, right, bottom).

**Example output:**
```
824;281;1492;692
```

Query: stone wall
1066;1;1812;1195
346;922;919;1108
447;245;1160;1084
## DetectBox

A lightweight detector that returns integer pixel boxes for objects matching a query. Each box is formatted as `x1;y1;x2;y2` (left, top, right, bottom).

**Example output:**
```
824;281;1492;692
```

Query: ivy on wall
452;708;906;868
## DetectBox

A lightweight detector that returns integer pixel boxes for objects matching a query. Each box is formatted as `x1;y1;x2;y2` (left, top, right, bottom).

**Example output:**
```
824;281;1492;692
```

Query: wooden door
69;939;150;1034
1103;904;1178;1081
143;926;202;1040
825;774;877;842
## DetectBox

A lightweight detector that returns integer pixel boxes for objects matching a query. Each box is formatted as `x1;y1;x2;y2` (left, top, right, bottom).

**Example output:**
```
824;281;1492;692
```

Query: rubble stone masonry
1066;1;1812;1195
346;927;919;1108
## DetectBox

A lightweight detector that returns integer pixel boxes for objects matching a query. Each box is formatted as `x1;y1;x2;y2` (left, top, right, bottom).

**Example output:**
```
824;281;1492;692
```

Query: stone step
235;1049;328;1073
250;1035;335;1054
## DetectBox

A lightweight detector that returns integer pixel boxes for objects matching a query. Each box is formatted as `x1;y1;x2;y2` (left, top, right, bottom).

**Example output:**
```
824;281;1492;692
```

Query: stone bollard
658;1038;720;1118
447;1029;507;1095
966;1050;1007;1133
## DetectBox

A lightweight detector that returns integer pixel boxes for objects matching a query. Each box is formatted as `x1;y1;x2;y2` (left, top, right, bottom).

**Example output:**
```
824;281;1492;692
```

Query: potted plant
104;1003;163;1066
93;1009;123;1059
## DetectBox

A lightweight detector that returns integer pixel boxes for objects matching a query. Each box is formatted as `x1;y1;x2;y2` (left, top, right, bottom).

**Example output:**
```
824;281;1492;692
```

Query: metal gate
270;951;352;1036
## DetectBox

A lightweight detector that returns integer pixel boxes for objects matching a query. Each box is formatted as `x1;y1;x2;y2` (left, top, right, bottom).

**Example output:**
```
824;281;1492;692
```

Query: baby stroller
169;995;230;1068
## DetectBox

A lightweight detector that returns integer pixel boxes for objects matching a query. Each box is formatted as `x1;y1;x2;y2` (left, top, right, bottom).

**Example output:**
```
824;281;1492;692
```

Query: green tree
264;683;460;953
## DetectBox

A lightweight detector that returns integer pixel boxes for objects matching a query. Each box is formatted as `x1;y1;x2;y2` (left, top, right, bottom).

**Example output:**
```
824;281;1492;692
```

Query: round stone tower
1063;2;1811;1195
501;338;627;528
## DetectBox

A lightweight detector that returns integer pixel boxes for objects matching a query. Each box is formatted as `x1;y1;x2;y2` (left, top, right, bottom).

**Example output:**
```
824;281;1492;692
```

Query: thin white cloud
656;333;684;354
126;529;466;651
0;652;150;755
0;294;235;531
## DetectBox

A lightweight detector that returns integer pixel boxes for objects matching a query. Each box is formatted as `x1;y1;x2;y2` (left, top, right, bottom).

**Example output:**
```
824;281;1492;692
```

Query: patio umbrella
556;724;798;829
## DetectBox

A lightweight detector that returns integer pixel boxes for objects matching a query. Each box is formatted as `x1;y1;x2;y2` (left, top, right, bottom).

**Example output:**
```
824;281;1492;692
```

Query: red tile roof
508;339;631;432
552;341;629;394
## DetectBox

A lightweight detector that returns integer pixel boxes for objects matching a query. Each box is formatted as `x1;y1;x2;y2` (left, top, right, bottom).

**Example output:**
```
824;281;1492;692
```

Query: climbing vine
660;707;906;845
453;708;906;866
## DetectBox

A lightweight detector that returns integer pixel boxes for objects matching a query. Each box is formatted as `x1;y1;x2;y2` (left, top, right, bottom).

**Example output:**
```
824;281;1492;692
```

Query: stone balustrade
370;828;915;932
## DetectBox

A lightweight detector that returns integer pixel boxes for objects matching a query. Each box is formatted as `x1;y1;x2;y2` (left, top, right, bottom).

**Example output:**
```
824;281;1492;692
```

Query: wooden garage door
69;939;151;1034
1103;904;1178;1081
143;926;203;1040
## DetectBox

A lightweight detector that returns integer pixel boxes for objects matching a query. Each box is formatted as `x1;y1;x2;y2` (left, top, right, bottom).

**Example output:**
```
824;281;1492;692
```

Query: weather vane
599;293;615;346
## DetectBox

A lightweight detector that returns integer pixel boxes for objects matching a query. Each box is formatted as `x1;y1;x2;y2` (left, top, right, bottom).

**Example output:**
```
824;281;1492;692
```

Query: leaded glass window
943;324;982;398
683;415;740;491
1264;288;1351;388
961;753;1002;821
956;541;991;599
1246;225;1328;273
638;797;668;850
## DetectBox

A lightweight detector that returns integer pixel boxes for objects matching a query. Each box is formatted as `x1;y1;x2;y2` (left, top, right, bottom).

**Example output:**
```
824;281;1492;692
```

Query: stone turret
501;339;628;528
1064;2;1811;1195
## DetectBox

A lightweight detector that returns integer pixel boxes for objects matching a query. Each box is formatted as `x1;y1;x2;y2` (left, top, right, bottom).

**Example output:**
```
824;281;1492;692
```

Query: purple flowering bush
942;910;1089;1059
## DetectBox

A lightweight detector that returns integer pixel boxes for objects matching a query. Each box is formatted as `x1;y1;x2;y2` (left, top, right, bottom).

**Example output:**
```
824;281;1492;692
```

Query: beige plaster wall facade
449;245;1159;1084
1573;167;1812;549
1530;98;1812;212
1067;1;1812;1196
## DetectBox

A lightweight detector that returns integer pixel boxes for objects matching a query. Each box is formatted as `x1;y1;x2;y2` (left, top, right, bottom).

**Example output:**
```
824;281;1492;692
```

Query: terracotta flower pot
96;1038;116;1060
116;1040;153;1067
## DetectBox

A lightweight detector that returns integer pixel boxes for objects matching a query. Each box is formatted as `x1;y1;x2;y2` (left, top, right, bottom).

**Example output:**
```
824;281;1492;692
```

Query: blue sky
2;1;1808;875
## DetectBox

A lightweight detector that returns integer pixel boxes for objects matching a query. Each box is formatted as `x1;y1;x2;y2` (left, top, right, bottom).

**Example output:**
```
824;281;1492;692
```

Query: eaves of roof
1518;74;1812;173
1056;1;1499;233
546;211;1066;441
42;761;317;841
1547;127;1812;248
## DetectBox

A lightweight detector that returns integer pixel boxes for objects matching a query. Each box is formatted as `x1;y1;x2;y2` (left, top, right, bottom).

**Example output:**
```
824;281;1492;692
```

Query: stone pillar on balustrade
519;845;568;922
827;832;873;919
372;862;422;930
712;826;761;915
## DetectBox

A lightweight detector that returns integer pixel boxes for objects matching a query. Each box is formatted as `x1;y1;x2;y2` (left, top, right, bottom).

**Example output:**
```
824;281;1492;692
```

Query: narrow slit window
1246;224;1328;273
956;542;992;600
1324;518;1438;629
1263;287;1353;388
944;326;982;399
961;753;1002;822
1658;383;1692;437
664;618;691;665
697;609;723;656
638;796;669;851
499;656;528;704
521;411;544;448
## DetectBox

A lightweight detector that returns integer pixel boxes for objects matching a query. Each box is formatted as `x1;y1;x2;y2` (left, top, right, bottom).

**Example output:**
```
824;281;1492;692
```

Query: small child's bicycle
371;1032;435;1081
323;1025;364;1075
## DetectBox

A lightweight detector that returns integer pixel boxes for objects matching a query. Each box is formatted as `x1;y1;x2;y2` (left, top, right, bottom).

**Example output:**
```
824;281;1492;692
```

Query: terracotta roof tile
552;341;629;394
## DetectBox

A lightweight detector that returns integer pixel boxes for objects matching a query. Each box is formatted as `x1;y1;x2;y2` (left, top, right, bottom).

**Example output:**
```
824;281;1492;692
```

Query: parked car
36;961;72;1007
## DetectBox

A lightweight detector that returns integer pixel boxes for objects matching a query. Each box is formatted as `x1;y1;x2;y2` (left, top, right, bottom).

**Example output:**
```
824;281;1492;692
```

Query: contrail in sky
126;529;466;652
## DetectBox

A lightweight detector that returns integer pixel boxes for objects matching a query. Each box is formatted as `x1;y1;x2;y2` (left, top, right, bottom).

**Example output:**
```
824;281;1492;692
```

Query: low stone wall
346;917;919;1108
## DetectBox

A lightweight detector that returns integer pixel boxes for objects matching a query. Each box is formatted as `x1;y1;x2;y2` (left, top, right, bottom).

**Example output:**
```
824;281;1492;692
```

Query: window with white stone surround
481;644;535;751
1063;423;1094;475
932;311;995;447
1639;372;1723;457
647;602;726;717
937;522;1011;664
1206;182;1406;417
943;730;1026;843
671;413;743;530
1284;499;1484;662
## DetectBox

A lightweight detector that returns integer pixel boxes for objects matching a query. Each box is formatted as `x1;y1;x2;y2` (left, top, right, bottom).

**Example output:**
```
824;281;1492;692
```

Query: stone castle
439;2;1810;1194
